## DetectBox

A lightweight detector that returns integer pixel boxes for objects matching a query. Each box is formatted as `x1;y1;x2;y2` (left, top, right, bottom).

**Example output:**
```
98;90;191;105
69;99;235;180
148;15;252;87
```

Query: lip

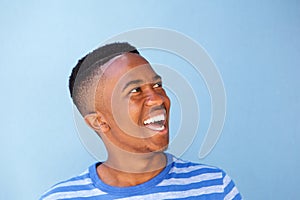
142;108;168;133
143;108;166;121
157;124;168;135
144;122;168;134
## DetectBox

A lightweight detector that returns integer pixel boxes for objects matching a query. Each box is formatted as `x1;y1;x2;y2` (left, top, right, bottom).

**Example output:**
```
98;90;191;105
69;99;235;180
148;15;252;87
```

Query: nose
145;89;164;107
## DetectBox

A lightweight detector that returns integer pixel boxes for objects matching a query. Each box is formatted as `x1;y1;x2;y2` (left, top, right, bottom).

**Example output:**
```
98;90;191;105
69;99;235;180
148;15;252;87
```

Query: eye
153;82;162;88
130;87;141;93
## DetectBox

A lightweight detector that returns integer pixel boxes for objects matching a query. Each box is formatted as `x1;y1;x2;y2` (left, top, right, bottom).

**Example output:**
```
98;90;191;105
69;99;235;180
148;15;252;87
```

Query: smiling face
95;53;171;154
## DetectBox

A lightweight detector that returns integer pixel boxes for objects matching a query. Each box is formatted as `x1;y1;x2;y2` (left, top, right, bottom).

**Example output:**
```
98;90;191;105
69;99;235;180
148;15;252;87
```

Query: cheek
165;95;171;109
112;95;144;126
128;99;144;122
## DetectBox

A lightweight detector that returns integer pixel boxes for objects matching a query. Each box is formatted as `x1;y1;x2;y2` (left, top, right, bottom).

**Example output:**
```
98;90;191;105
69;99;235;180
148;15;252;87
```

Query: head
69;42;171;154
69;42;140;116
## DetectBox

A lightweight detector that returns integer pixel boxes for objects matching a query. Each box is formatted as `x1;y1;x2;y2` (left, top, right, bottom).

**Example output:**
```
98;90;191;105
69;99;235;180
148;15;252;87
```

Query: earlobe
84;112;110;133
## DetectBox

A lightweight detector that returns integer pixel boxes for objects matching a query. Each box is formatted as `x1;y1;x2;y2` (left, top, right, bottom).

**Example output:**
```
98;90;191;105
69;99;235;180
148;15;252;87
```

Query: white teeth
143;114;165;125
152;125;165;131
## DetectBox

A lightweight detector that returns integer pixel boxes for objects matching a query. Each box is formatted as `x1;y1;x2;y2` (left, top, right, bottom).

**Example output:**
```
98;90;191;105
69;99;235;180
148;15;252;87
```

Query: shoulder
165;154;225;181
163;154;242;199
168;154;224;176
40;164;105;200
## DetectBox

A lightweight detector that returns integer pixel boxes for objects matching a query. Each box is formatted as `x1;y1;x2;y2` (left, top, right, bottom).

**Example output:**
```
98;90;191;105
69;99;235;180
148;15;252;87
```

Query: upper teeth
144;114;165;125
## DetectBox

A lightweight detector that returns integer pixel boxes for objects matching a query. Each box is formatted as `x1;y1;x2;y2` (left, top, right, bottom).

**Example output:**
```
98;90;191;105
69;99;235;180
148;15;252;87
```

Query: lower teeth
146;125;165;131
155;125;164;131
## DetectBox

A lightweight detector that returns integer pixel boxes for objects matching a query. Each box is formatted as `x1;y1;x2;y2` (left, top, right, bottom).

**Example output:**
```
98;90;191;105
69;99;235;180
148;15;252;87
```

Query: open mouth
143;113;166;131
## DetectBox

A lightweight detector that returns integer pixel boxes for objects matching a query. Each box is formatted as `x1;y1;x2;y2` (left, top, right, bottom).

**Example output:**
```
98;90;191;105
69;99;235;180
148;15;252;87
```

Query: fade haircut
69;42;140;116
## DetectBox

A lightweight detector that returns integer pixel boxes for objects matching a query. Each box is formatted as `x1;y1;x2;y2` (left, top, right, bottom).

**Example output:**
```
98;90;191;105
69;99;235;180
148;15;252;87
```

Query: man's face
95;53;170;154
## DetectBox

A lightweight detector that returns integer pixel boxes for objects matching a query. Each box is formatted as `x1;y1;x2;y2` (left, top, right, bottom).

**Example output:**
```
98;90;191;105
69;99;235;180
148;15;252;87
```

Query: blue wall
0;1;299;199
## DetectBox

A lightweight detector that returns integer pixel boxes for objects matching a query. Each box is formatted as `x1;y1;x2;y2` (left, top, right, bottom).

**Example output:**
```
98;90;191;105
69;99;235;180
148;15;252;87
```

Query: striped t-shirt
41;154;242;199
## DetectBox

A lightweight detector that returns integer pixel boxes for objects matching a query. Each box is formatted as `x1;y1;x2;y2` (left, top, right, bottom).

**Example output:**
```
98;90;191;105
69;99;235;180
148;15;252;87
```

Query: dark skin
84;53;171;186
97;158;165;187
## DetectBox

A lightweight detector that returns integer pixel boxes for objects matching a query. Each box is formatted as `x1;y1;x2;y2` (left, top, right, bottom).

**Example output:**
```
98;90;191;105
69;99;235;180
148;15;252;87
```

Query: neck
97;152;167;187
107;151;167;173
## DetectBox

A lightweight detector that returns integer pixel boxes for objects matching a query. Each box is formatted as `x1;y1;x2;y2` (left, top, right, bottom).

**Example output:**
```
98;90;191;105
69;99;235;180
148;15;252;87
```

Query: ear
84;112;110;133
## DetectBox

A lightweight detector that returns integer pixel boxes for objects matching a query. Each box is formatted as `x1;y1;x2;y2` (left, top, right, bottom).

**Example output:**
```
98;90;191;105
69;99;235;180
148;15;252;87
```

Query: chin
150;139;169;153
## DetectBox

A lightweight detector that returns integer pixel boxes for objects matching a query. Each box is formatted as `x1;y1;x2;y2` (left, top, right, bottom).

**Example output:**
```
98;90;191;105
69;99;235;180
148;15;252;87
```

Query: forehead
103;53;158;84
95;53;160;110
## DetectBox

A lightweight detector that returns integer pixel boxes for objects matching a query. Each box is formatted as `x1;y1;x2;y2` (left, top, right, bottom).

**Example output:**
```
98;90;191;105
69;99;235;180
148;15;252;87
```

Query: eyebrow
153;74;162;81
122;80;143;92
122;75;162;92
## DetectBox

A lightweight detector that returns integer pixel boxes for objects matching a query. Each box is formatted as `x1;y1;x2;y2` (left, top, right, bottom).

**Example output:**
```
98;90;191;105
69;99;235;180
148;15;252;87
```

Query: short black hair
69;42;139;116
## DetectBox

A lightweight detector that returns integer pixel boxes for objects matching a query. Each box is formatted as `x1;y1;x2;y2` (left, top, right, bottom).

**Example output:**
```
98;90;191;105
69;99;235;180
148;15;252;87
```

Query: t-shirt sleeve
221;170;242;200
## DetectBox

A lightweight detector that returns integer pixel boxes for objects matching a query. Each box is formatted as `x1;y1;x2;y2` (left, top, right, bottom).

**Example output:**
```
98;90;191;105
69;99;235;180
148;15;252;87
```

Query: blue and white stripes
41;154;242;200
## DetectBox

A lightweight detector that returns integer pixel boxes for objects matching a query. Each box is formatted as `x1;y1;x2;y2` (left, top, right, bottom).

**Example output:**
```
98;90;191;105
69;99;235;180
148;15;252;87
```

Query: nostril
145;92;164;106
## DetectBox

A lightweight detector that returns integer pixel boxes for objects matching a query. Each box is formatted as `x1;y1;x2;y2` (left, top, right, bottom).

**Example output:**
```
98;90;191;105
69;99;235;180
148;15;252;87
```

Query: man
41;42;242;199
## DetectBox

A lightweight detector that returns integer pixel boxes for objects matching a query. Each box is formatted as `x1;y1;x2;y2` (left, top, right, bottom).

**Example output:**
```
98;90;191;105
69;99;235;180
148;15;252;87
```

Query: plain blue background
1;1;299;199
